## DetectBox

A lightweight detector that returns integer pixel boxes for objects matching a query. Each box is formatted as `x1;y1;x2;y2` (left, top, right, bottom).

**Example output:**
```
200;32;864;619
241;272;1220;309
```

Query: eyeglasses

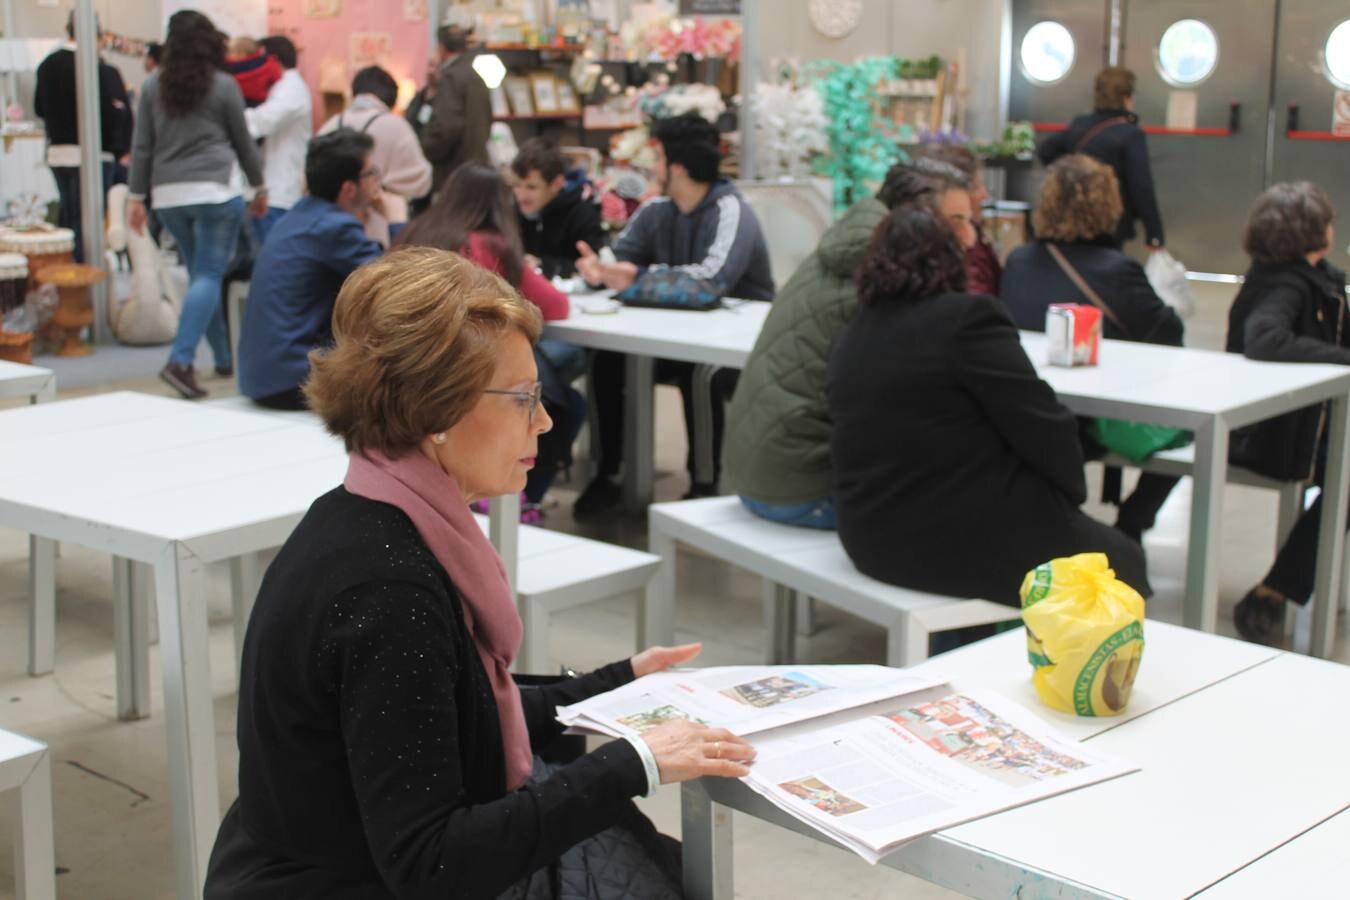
482;381;544;425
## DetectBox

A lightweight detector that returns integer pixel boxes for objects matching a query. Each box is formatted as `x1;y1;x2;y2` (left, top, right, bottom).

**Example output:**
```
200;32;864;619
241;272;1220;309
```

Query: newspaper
558;669;1137;864
556;665;947;738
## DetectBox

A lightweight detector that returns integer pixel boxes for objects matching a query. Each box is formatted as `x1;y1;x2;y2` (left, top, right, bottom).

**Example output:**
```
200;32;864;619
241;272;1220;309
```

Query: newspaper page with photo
557;665;947;738
742;684;1138;862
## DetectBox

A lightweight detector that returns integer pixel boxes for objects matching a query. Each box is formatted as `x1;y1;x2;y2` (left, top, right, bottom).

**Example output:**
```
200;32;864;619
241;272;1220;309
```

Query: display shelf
494;112;583;121
481;43;587;53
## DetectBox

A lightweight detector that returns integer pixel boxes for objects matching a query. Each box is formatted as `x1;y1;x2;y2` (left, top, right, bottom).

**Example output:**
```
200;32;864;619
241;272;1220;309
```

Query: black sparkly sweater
204;487;646;900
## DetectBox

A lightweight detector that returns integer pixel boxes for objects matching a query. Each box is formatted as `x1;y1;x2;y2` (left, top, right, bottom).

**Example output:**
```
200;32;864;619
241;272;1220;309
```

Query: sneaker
214;365;234;378
574;476;622;519
160;362;208;399
469;499;491;515
1233;588;1284;646
520;503;545;524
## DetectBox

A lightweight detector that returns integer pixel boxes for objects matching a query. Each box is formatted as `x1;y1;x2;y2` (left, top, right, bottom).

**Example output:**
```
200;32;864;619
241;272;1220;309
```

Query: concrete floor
0;280;1346;898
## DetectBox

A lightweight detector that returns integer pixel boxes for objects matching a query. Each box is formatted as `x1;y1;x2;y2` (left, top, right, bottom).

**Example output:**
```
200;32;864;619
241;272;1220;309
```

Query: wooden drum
0;226;76;289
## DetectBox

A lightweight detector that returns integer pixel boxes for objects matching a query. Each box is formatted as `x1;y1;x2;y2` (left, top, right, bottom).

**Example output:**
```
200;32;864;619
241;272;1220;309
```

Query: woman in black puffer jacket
1226;181;1348;645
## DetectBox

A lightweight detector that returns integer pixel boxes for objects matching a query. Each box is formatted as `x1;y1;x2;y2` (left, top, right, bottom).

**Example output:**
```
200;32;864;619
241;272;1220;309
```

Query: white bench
644;497;1022;666
1102;446;1307;545
0;728;54;900
0;361;56;405
1100;445;1336;634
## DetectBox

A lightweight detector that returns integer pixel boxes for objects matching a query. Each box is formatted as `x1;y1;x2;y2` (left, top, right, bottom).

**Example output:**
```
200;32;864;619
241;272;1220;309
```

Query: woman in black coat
1002;153;1185;544
204;248;754;900
1037;66;1164;250
1226;182;1347;644
827;205;1150;607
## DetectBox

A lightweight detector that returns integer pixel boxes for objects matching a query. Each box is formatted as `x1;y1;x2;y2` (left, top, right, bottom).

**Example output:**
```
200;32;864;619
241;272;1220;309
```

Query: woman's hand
631;642;701;679
247;189;269;219
640;720;755;783
127;198;147;236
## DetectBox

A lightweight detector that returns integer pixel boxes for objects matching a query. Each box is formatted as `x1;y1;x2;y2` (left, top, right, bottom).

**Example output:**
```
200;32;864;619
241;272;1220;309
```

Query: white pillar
737;0;759;182
73;0;110;343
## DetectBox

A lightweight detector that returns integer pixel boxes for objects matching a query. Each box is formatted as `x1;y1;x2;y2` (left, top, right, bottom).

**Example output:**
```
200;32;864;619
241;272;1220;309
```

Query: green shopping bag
1088;418;1192;464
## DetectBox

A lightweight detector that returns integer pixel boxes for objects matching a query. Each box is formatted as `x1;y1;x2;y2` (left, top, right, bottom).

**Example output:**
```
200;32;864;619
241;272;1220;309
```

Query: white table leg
691;364;719;488
762;581;795;664
795;596;817;637
623;354;655;511
517;596;550;675
681;781;734;900
229;552;265;677
489;493;520;595
1184;419;1229;632
640;527;676;648
27;536;56;677
33;375;57;404
153;542;219;900
112;557;152;720
1309;393;1350;659
14;749;55;900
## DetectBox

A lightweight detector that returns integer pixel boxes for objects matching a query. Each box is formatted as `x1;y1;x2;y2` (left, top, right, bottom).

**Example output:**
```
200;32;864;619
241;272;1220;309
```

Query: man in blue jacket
238;129;383;409
574;113;774;515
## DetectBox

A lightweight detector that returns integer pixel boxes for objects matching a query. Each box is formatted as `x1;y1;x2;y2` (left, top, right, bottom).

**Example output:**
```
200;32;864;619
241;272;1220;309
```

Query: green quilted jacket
724;196;888;504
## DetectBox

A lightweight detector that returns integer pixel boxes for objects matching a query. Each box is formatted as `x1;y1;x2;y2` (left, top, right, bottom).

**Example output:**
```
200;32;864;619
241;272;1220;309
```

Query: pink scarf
344;450;533;791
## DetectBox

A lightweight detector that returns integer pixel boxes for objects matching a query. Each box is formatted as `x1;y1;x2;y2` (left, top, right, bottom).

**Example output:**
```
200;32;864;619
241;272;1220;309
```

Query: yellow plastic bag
1019;553;1145;717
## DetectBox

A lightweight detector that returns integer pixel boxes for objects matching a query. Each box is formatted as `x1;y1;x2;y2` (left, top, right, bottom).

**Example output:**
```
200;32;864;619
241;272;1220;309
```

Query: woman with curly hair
127;9;267;399
1000;154;1185;546
827;204;1149;608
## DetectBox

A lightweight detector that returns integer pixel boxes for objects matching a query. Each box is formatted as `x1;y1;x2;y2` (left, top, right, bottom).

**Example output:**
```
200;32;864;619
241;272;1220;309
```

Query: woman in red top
398;163;583;520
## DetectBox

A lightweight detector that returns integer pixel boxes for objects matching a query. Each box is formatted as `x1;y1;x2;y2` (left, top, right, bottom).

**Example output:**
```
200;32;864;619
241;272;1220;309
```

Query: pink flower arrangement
647;17;741;62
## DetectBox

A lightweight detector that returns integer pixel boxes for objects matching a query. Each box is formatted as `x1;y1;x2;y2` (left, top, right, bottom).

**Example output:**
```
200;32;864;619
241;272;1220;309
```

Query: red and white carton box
1045;303;1101;367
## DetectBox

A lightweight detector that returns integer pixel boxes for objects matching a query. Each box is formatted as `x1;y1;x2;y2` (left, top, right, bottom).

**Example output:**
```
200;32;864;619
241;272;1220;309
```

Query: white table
0;392;349;899
0;360;56;404
543;296;771;510
682;622;1350;899
1021;332;1350;657
547;302;1350;657
0;390;647;897
0;728;54;900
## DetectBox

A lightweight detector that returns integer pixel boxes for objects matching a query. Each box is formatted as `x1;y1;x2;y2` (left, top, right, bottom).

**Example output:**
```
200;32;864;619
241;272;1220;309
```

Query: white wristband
624;735;661;797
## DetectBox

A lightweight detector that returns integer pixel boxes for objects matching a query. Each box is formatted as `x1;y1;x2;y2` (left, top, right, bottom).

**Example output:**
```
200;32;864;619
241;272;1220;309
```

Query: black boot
1233;588;1285;646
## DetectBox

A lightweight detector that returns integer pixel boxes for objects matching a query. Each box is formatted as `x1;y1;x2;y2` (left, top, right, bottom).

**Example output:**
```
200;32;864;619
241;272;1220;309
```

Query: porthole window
1020;21;1076;85
1157;19;1219;86
1326;20;1350;90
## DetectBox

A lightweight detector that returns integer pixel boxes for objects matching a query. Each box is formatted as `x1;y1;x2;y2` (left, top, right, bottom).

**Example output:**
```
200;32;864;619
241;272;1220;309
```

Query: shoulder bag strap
1073;116;1129;153
359;112;385;134
1045;242;1131;338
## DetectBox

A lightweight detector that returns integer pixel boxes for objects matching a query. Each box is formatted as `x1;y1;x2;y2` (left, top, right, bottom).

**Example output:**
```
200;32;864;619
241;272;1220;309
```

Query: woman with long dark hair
399;163;582;520
827;204;1150;607
127;9;266;399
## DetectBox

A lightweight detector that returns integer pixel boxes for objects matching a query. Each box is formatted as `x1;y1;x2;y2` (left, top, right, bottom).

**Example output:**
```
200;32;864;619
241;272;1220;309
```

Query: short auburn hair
1032;154;1123;242
511;137;567;182
1094;66;1135;110
1242;181;1334;266
856;205;968;305
305;248;542;455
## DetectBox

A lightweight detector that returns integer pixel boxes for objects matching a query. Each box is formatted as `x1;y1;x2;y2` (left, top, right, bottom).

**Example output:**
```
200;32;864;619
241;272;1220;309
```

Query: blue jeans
739;495;837;530
250;206;288;246
158;198;243;368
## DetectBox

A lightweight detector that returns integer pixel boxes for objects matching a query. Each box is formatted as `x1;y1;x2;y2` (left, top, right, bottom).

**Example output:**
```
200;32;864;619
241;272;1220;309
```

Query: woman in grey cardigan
127;10;266;399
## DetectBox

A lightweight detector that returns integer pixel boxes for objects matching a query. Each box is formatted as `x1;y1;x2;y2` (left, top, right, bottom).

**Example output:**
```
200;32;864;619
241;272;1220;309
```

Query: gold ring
714;741;721;759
